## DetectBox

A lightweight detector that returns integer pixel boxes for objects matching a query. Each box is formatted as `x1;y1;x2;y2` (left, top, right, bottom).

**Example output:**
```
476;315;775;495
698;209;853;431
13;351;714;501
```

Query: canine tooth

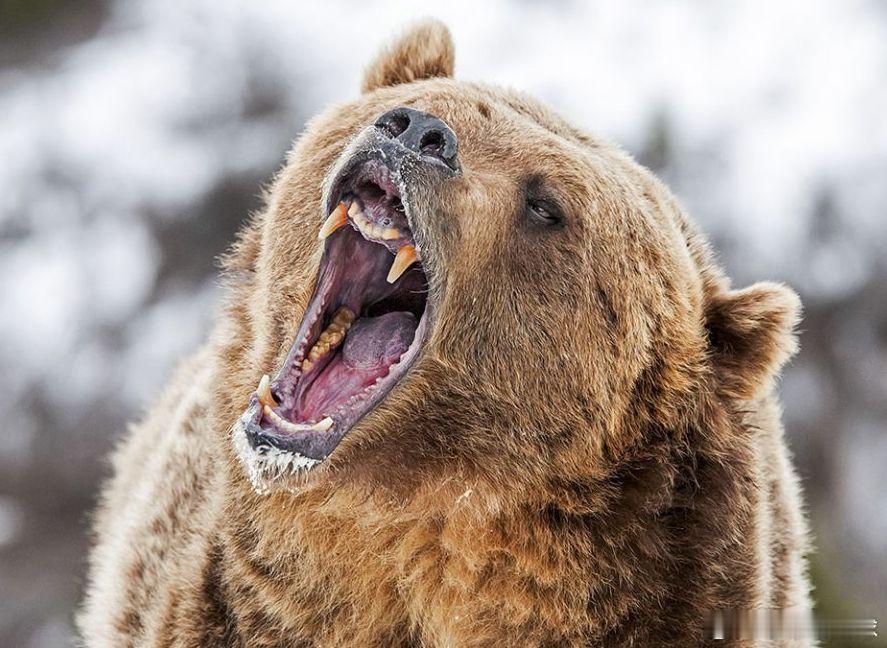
316;417;334;431
382;227;400;240
348;201;362;219
264;405;282;426
387;244;418;283
257;374;278;408
319;203;348;239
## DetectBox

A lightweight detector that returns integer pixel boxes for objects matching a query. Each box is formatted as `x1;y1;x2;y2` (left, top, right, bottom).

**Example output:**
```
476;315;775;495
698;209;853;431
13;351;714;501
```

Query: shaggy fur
79;21;812;647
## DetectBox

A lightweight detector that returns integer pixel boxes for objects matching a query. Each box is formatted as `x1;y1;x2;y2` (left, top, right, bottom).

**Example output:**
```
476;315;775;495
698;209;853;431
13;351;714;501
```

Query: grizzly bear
79;20;813;647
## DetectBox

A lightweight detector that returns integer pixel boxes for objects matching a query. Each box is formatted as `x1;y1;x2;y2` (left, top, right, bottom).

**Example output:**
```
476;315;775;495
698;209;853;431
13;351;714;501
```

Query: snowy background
1;0;885;645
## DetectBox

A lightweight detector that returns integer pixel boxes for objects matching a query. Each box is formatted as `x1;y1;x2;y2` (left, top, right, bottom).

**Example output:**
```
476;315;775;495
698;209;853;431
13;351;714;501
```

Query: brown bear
79;20;813;647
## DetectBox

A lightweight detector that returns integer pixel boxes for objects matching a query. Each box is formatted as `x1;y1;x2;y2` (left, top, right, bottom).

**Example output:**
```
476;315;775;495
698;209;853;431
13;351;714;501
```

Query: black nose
374;107;459;171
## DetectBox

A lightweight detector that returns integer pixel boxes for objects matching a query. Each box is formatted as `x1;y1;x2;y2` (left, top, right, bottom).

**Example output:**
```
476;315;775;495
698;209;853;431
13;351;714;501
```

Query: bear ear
361;20;455;94
705;281;801;400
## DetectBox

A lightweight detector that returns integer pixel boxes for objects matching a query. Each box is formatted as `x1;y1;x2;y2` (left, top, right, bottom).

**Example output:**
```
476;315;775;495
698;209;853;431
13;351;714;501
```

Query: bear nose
374;107;459;171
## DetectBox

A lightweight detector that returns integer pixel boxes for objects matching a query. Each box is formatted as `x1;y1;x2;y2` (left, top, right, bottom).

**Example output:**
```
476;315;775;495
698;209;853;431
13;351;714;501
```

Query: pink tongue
297;312;417;421
343;312;417;369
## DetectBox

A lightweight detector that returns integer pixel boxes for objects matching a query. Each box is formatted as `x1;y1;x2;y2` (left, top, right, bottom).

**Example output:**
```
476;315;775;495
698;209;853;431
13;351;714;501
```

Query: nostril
419;130;444;157
377;112;410;139
374;107;459;171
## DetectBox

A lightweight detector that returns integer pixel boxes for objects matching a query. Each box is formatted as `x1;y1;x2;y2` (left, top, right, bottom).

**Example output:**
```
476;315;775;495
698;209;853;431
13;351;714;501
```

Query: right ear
361;20;455;94
705;281;801;400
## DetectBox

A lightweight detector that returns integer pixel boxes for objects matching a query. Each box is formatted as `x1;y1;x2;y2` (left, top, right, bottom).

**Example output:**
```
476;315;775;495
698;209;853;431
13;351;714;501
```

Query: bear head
218;21;800;509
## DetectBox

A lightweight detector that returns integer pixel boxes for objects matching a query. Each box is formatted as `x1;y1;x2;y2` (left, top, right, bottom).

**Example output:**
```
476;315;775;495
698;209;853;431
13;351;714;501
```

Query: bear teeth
256;374;278;408
318;203;348;240
348;201;403;242
263;405;333;434
300;307;355;372
387;245;418;283
345;201;416;283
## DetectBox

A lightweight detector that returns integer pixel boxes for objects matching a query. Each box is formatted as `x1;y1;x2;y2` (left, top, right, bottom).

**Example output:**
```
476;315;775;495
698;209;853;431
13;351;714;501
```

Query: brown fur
79;20;812;647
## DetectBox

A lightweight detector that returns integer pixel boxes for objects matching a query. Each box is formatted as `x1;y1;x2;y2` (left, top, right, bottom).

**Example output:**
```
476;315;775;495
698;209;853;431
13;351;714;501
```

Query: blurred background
1;0;884;645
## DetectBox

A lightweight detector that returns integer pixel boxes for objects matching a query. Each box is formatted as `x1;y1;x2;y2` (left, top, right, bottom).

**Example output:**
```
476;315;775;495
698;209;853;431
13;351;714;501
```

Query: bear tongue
297;311;417;421
343;311;417;370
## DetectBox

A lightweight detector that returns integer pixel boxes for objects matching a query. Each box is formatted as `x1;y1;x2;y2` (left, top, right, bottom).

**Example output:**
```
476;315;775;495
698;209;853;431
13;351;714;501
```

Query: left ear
705;281;801;400
361;20;455;94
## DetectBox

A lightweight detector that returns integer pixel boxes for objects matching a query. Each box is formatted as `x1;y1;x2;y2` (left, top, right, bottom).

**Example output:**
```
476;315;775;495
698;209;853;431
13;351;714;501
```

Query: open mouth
242;158;430;462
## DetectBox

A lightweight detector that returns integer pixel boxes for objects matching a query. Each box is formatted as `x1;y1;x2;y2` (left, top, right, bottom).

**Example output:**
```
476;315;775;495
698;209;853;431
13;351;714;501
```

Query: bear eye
525;197;563;227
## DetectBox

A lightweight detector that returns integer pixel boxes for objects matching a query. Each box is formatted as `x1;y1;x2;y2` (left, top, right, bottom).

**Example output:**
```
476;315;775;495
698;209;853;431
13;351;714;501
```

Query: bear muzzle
237;124;460;474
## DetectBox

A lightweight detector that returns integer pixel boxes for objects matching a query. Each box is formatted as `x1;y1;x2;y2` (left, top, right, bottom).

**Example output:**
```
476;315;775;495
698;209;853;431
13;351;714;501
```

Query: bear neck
210;412;761;645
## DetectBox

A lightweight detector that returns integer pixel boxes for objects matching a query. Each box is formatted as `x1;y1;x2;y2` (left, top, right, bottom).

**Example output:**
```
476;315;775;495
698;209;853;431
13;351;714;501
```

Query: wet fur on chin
79;19;813;647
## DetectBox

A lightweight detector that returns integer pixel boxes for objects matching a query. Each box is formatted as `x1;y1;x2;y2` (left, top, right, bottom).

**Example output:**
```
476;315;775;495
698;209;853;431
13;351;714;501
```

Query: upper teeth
348;202;402;241
344;202;418;283
318;203;348;240
387;244;418;283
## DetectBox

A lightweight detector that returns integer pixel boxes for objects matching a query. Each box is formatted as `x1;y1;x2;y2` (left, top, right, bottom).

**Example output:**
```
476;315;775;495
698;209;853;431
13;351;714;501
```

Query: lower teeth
301;307;355;372
264;405;333;433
